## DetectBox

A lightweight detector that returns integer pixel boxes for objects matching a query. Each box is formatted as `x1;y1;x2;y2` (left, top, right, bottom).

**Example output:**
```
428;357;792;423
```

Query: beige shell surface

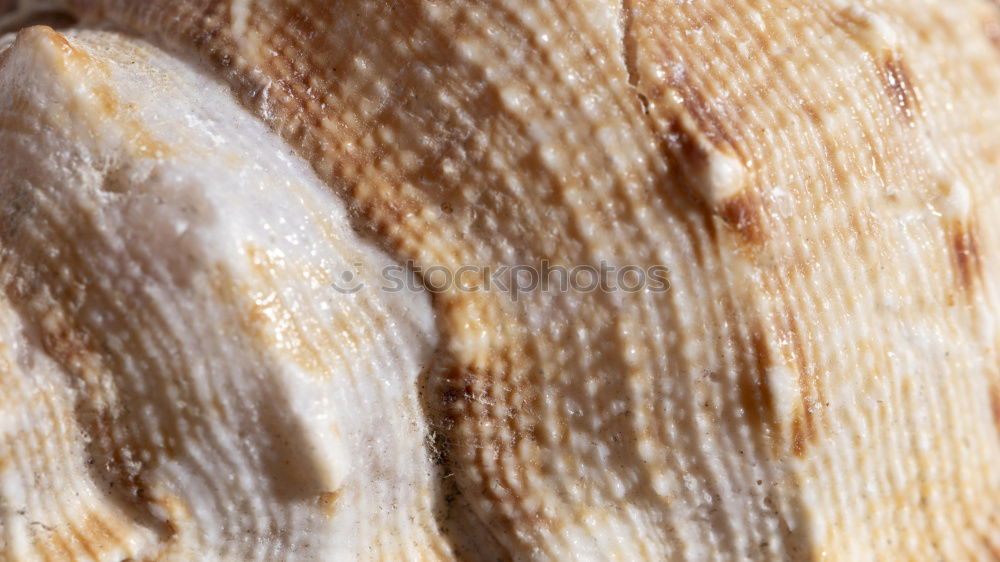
3;0;1000;560
0;25;457;560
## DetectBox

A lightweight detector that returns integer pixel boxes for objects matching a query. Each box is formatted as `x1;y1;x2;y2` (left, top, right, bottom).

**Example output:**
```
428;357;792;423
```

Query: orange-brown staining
736;331;776;432
835;5;929;149
89;84;171;158
980;521;1000;562
22;295;175;540
985;544;1000;562
16;26;113;86
8;270;179;543
717;190;766;247
21;25;85;64
664;118;712;176
237;247;331;377
438;344;535;480
151;492;188;537
773;309;824;457
33;529;75;561
317;490;341;517
91;84;119;116
50;31;170;159
42;26;72;49
645;61;768;249
52;519;98;561
658;117;767;249
951;221;983;294
10;28;170;159
77;512;126;554
29;512;125;560
881;54;919;123
790;406;817;458
27;510;132;561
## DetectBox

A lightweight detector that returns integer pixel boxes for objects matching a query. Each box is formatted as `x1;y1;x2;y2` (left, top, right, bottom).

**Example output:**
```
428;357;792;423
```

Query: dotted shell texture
3;0;1000;560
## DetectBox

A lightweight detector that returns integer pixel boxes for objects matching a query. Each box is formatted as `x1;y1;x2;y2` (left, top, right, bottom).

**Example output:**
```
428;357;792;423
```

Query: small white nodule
701;149;749;205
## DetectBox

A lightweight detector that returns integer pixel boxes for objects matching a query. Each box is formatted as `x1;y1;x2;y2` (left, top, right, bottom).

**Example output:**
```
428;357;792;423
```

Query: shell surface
0;26;451;560
3;0;1000;560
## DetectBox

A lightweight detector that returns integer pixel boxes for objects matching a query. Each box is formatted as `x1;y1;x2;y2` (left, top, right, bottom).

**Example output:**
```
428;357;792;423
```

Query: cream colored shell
0;26;448;560
3;0;1000;560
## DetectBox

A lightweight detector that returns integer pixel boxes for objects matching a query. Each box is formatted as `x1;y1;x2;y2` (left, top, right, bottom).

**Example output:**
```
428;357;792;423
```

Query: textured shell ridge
1;0;1000;560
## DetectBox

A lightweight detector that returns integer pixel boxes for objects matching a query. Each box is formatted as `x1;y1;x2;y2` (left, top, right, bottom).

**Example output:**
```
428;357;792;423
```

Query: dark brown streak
952;221;984;294
775;307;822;457
882;54;919;124
645;40;769;249
737;330;777;432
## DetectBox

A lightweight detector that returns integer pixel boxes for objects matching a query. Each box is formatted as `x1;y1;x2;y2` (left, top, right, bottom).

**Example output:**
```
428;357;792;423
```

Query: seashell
0;26;455;560
3;1;1000;560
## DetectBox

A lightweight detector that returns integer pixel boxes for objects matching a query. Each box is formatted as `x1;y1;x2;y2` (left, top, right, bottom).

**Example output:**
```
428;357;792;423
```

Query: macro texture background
2;0;1000;560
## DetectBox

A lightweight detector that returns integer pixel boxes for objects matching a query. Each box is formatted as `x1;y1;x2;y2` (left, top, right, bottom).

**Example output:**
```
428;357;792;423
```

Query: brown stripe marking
951;221;983;293
318;490;341;518
639;43;772;251
737;331;777;432
881;54;919;123
659;117;766;248
776;308;811;379
790;404;817;458
983;531;1000;562
775;309;823;457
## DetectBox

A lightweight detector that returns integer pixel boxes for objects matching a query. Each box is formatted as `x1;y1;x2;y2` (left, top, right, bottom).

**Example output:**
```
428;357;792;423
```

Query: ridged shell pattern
0;27;442;560
3;0;1000;559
